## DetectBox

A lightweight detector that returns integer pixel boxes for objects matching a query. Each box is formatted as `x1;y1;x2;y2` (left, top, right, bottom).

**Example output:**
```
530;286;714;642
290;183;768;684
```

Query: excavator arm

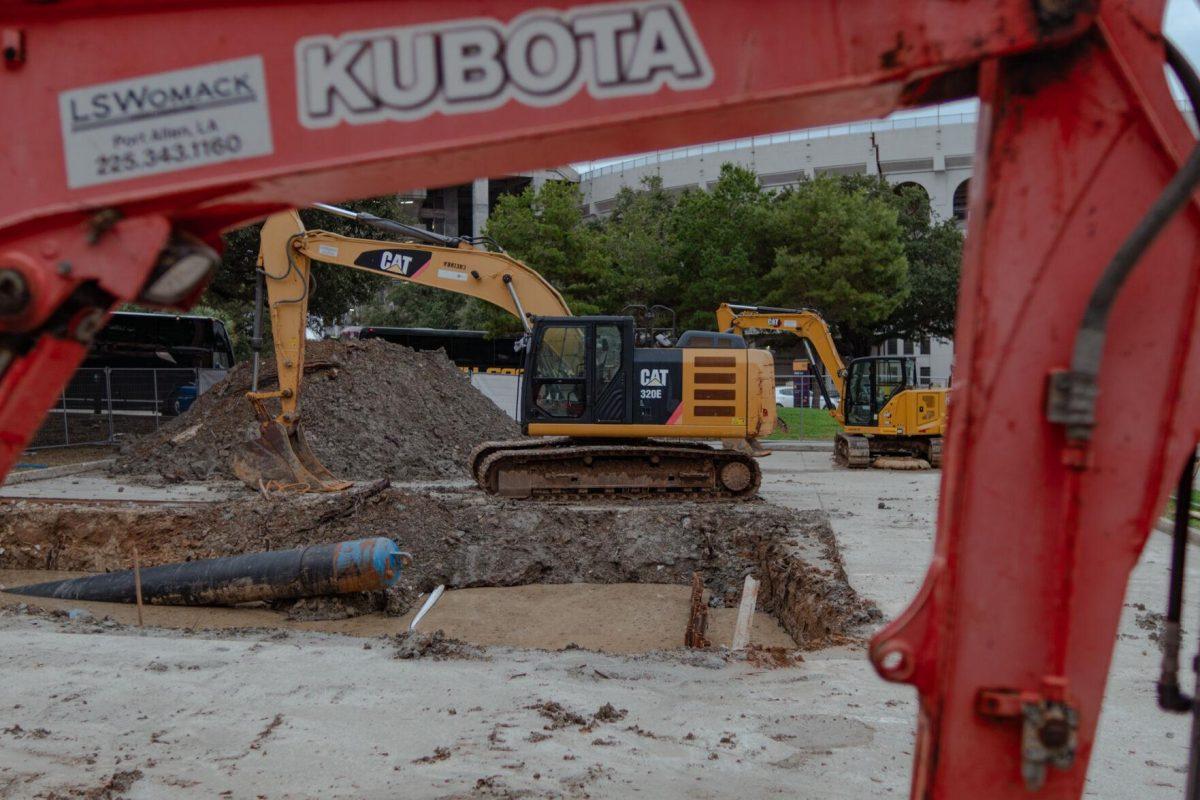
277;213;571;328
5;2;1200;796
233;209;570;490
717;302;951;466
716;302;849;409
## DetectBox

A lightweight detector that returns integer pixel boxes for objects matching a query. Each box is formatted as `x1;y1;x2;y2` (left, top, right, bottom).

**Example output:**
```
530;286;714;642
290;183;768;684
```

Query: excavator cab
472;314;770;498
844;356;918;427
521;316;635;427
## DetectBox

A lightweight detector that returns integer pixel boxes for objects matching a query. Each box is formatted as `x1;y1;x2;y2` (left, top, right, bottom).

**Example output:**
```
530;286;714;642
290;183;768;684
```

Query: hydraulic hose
1159;451;1197;712
250;268;264;392
1055;40;1200;439
311;202;465;249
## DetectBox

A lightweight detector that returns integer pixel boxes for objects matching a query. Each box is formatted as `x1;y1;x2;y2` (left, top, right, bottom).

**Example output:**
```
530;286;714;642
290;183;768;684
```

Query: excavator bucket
231;401;352;493
721;437;772;457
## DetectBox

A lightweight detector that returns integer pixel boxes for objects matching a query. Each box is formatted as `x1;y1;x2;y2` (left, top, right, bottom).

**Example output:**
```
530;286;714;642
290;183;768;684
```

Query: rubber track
469;437;716;485
927;436;944;468
835;433;872;469
475;442;761;500
469;437;570;484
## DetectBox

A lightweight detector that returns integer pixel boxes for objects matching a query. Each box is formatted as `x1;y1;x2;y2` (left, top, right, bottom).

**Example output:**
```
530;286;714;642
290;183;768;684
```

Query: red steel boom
2;1;1198;796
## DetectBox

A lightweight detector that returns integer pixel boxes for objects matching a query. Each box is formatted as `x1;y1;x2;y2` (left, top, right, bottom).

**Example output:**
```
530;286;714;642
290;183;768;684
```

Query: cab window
595;324;622;388
534;382;586;418
536;326;586;378
533;325;587;418
876;359;905;409
847;363;873;426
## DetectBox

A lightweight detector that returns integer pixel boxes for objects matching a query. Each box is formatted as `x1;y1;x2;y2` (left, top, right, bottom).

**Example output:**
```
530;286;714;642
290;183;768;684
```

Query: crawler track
833;433;943;469
834;433;872;468
469;438;760;500
926;436;943;468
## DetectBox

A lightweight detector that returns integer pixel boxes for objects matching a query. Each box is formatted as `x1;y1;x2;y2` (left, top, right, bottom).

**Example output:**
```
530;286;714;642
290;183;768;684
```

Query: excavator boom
719;302;948;468
232;210;571;490
4;1;1200;795
716;302;849;402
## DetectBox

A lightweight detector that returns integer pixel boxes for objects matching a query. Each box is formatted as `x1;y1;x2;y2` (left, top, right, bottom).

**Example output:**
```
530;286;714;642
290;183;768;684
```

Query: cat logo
379;250;414;274
640;368;668;387
768;317;781;326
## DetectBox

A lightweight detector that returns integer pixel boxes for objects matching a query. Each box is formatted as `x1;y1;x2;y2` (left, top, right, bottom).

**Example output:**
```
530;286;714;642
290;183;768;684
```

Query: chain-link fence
28;367;228;450
774;373;839;410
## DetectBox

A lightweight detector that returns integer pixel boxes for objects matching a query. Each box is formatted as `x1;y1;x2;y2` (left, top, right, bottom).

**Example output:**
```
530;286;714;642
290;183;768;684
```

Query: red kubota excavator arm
3;1;1199;796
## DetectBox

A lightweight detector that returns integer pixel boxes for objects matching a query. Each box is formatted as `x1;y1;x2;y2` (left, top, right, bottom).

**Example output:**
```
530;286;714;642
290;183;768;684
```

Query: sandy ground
0;453;1193;798
0;577;796;653
758;451;1197;799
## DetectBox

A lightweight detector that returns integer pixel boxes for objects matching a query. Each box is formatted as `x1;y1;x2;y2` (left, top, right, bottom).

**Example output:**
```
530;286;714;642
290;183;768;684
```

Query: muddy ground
111;339;517;483
0;484;877;650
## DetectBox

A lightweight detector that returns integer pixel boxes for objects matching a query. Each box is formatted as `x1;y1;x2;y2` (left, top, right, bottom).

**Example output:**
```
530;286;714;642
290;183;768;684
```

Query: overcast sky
574;1;1200;172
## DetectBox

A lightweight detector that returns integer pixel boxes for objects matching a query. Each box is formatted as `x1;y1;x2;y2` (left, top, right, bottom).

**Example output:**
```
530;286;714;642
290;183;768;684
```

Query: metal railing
577;99;1195;179
774;373;839;409
28;367;227;450
578;113;981;178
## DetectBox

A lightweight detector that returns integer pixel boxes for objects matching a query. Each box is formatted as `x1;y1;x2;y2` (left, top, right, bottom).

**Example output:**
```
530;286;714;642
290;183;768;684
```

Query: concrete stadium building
576;109;977;227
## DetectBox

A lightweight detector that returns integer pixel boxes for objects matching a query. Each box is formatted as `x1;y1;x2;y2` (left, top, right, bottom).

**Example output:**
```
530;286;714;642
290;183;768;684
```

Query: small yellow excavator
233;206;776;498
716;303;947;468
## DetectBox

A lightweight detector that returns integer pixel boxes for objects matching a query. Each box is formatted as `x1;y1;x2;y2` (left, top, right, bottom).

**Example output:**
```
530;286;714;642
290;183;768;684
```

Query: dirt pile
0;488;879;649
393;630;485;660
111;339;517;483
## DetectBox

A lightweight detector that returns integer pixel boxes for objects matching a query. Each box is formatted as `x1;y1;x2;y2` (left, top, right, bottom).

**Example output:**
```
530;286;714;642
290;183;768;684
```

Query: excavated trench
0;484;878;653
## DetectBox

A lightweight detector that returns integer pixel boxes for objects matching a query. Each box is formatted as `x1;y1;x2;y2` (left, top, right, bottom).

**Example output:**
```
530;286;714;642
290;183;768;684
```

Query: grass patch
767;407;841;441
1165;490;1200;519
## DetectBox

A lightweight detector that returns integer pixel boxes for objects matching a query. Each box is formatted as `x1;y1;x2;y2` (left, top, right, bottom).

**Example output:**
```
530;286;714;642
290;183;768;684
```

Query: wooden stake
731;575;760;651
132;547;145;628
684;572;710;649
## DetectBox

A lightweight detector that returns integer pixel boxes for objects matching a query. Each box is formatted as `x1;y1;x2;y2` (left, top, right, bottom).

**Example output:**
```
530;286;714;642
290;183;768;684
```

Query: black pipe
1189;639;1200;800
6;538;410;606
1160;451;1196;712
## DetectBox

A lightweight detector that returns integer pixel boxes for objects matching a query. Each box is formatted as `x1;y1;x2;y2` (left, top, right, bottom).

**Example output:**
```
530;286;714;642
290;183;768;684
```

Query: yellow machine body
716;303;947;467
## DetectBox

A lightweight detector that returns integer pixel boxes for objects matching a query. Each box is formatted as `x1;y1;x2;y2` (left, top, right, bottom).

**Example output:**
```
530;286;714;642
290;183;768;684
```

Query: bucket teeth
231;418;351;493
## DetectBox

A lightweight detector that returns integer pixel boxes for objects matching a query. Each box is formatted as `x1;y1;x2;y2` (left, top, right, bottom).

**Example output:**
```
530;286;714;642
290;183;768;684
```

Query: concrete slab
0;471;241;504
3;459;115;485
471;372;520;419
763;440;835;452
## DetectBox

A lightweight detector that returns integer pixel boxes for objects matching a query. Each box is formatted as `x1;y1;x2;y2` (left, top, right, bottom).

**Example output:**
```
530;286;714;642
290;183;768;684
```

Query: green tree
350;283;479;330
200;195;422;357
601;175;679;308
668;164;773;331
762;176;909;356
483;180;611;329
861;179;963;343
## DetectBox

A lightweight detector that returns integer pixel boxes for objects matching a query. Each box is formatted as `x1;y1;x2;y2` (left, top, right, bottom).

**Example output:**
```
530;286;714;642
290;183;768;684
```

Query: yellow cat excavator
230;205;571;493
717;303;946;468
233;207;776;498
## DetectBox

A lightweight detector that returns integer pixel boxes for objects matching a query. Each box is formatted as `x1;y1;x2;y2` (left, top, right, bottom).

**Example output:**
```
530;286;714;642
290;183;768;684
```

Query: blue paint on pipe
7;537;412;606
331;537;408;590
